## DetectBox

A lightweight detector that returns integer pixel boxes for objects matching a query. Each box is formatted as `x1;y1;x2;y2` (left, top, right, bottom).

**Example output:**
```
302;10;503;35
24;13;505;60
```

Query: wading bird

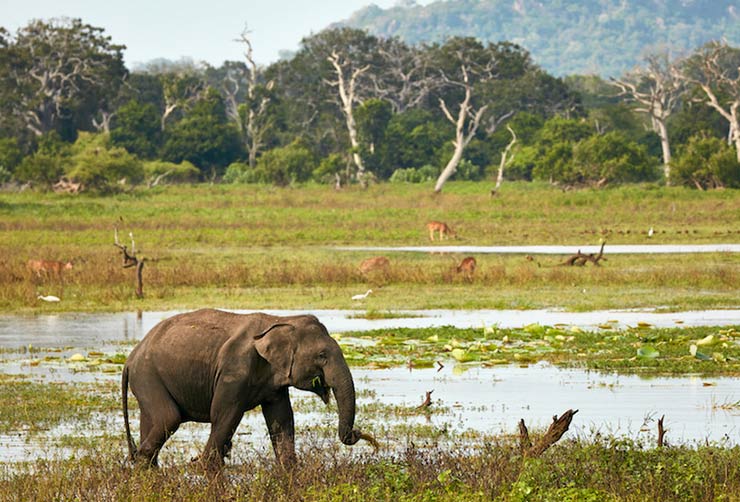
37;294;61;302
351;289;373;300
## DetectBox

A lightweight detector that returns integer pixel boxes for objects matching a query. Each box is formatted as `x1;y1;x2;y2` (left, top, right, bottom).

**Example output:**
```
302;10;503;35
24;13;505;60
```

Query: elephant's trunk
325;354;362;445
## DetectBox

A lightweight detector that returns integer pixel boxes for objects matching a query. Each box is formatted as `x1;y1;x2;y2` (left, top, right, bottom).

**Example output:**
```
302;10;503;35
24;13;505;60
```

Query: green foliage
507;145;540;181
161;88;242;175
312;153;347;183
225;140;316;185
13;132;69;186
223;162;260;184
454;159;485;181
2;18;126;137
0;137;22;180
65;132;144;192
672;135;740;189
142;160;199;185
389;164;438;183
570;132;658;184
110;100;161;158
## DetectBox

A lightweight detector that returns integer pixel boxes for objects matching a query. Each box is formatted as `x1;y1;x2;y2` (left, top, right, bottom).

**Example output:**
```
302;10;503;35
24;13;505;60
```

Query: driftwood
657;415;667;448
518;409;578;458
417;390;434;409
114;226;145;298
560;241;606;266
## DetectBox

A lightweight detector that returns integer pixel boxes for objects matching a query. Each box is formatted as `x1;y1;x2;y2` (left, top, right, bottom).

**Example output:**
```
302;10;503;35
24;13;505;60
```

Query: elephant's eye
317;351;327;364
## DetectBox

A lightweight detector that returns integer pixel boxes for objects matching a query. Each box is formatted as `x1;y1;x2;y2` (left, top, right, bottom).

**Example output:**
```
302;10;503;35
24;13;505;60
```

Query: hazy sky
1;0;431;68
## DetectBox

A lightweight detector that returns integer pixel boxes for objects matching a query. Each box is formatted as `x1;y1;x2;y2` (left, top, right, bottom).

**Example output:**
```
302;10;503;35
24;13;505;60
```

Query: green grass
1;182;738;313
2;438;740;501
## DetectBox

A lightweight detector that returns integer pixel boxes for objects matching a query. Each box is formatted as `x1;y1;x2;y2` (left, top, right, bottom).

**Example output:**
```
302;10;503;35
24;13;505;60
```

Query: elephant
122;309;377;468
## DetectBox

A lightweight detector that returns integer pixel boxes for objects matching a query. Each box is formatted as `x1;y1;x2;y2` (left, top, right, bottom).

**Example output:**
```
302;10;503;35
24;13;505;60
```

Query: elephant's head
255;316;377;448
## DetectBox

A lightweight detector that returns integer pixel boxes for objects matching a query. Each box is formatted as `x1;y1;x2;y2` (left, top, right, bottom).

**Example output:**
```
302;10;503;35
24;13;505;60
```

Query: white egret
37;294;61;302
351;289;373;300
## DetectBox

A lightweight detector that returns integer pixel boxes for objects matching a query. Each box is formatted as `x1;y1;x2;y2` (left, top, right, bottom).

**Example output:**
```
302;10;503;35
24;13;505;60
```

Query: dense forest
0;18;739;194
338;0;740;77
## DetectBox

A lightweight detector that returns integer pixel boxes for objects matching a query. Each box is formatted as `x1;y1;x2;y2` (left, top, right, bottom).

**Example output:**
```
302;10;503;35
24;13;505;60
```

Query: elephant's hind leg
137;397;182;467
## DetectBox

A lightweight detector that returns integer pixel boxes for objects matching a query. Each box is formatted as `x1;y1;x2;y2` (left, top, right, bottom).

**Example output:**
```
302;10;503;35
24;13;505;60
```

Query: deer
456;256;477;281
27;259;73;278
359;256;390;275
427;221;456;241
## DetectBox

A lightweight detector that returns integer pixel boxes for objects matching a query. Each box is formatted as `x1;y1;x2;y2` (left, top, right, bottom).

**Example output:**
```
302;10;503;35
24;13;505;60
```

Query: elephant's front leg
262;388;296;466
201;404;245;470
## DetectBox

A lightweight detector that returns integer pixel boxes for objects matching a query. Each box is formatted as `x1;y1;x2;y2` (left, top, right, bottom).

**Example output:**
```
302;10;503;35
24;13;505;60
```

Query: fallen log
560;241;606;266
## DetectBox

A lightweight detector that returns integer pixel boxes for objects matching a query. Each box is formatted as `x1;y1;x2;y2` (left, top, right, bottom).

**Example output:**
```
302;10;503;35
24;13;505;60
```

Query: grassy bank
1;182;738;313
4;439;740;501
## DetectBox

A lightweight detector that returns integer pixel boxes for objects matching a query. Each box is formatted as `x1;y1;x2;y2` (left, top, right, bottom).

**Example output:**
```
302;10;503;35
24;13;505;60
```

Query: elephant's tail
122;365;137;461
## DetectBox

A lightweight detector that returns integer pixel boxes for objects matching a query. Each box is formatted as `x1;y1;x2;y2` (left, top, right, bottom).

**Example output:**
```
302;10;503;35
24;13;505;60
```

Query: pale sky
0;0;432;68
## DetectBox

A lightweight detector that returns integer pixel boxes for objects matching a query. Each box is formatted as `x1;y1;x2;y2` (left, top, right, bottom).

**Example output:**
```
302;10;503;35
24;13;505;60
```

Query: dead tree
677;41;740;163
518;409;578;458
560;241;607;266
228;26;274;169
326;51;371;185
114;226;145;298
611;52;684;184
434;64;489;193
657;415;667;448
492;125;517;194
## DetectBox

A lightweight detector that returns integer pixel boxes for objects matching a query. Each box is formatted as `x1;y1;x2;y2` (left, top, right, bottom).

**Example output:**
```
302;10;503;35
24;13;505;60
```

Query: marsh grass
3;437;740;501
1;182;738;313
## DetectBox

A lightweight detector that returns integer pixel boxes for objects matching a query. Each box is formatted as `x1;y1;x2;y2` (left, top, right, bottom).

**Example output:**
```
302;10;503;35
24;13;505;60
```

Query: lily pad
636;346;660;359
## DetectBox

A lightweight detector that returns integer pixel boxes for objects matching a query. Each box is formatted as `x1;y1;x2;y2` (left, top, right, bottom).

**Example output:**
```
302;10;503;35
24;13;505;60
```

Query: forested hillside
337;0;740;76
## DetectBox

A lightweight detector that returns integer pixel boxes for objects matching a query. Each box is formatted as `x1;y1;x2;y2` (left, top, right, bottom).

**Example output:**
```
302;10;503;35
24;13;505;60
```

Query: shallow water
336;244;740;254
1;309;739;461
1;363;738;462
0;308;738;350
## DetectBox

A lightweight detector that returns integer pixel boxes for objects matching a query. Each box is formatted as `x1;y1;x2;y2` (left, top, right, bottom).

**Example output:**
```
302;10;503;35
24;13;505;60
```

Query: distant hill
335;0;740;77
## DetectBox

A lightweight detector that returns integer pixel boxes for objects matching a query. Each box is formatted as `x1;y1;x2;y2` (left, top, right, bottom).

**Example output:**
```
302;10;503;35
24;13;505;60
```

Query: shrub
389;164;439;183
0;137;22;176
65;132;144;192
505;145;539;181
533;132;658;186
142;160;200;185
255;140;316;185
672;134;740;189
223;161;266;184
13;133;69;187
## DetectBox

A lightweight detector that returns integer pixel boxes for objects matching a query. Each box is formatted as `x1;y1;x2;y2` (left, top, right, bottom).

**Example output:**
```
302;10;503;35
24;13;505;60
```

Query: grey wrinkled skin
122;309;365;468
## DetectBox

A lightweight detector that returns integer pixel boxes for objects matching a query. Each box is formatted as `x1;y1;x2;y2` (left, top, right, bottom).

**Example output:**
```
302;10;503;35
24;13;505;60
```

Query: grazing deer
359;256;390;275
427;221;456;241
456;256;477;280
27;259;73;278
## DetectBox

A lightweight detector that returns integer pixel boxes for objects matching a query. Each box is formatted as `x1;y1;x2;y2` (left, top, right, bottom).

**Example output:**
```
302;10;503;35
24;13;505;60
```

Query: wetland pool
1;309;739;461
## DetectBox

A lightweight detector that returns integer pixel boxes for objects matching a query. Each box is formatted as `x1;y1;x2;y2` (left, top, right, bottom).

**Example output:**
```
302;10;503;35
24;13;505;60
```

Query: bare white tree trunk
656;119;672;180
494;125;517;192
235;28;273;169
327;51;370;185
698;83;740;162
678;42;740;163
612;53;683;185
92;111;115;133
434;66;487;193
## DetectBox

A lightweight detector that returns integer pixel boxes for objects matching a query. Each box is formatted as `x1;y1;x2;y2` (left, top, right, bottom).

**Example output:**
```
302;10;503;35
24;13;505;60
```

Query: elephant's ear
254;323;296;386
